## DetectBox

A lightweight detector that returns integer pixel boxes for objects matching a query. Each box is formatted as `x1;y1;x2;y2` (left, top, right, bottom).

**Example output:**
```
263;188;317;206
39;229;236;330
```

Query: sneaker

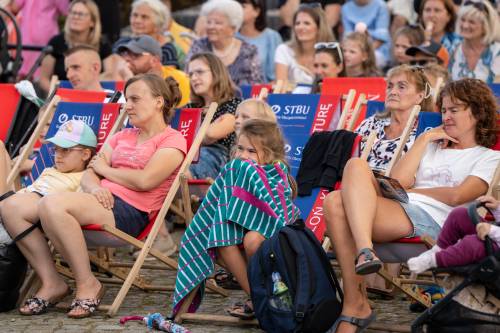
133;235;177;260
407;250;437;274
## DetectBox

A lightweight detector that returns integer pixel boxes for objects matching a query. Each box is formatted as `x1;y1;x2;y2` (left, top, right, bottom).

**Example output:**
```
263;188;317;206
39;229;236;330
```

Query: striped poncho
172;159;299;311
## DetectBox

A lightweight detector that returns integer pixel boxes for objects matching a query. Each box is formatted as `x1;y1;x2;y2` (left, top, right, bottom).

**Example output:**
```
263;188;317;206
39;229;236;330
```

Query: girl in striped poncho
173;119;299;318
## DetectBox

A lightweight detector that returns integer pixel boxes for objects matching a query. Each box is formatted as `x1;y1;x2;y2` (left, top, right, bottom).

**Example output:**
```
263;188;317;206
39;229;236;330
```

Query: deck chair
0;83;21;142
76;103;228;317
58;80;125;92
411;201;500;332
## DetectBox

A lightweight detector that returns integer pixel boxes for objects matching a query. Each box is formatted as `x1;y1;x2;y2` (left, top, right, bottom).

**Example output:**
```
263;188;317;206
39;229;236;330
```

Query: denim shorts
112;195;149;238
399;202;441;240
189;143;229;179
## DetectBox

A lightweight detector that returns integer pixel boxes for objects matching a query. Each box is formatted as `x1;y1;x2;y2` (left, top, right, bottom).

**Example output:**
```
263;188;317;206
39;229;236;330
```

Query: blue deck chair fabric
365;100;385;119
489;83;500;109
267;93;341;239
21;102;106;186
416;111;442;136
58;80;125;91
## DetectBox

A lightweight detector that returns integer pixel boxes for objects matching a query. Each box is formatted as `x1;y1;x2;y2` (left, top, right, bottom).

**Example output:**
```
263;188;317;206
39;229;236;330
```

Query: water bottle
270;271;293;311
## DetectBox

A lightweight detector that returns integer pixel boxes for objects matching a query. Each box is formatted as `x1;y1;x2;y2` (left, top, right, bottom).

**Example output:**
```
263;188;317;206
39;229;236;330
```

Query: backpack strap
280;226;311;322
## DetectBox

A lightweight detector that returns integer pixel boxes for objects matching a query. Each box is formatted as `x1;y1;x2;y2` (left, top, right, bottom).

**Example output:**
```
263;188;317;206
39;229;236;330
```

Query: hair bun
164;76;182;108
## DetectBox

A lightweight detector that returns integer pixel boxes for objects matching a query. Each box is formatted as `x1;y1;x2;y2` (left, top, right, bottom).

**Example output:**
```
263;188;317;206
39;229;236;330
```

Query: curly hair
437;78;498;147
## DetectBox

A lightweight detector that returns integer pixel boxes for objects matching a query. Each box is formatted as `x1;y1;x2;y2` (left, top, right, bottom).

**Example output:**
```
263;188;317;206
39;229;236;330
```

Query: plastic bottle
271;271;293;311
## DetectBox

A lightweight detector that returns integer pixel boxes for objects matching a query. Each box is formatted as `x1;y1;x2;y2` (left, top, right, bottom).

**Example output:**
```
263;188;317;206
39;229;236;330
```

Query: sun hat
46;120;97;148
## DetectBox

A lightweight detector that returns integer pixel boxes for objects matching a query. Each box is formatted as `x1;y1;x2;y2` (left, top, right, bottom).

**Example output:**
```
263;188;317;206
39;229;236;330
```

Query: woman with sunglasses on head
324;77;500;333
418;0;460;54
235;0;283;83
275;4;334;86
449;0;500;84
310;42;345;93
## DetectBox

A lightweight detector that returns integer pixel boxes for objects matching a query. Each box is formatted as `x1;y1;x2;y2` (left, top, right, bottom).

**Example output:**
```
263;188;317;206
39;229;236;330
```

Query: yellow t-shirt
168;20;194;55
20;168;83;196
162;66;191;107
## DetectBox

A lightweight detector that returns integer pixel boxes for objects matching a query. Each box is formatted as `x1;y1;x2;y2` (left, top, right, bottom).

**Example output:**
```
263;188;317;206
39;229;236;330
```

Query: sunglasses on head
463;1;488;14
314;42;343;63
299;2;322;9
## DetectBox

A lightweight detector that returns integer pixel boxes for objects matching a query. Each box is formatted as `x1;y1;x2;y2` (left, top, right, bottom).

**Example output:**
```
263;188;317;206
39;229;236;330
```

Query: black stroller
412;201;500;332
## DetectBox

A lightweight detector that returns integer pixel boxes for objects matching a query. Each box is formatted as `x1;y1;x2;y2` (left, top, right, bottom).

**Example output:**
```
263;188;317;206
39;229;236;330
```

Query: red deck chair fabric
0;84;21;141
55;88;108;103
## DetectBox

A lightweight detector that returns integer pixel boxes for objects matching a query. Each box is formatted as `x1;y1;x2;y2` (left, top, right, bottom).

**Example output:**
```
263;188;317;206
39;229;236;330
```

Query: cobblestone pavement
0;230;420;332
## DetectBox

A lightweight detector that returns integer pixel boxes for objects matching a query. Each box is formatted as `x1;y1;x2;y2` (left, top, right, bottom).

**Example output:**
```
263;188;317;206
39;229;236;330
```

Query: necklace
213;38;235;58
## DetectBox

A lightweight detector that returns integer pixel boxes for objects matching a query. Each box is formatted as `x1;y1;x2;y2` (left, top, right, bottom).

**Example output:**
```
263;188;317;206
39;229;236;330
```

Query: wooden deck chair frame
67;102;229;316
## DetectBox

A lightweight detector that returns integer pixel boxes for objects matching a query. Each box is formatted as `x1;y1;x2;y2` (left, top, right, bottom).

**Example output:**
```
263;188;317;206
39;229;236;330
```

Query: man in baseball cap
116;35;190;106
405;41;450;68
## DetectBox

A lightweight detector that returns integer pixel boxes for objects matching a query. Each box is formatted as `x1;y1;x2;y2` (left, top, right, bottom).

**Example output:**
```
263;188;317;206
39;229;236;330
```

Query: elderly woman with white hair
186;0;264;86
113;0;179;68
449;0;500;83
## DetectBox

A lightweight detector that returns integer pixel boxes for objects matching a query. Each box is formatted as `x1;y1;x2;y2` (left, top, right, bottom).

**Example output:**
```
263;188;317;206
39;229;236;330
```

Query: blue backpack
248;219;343;333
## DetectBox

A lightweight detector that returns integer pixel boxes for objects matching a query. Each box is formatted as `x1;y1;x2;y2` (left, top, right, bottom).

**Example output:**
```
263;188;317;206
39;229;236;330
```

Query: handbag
0;197;41;312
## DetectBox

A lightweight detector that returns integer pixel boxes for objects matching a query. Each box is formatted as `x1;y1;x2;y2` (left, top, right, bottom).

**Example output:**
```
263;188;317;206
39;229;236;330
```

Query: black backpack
248;219;343;333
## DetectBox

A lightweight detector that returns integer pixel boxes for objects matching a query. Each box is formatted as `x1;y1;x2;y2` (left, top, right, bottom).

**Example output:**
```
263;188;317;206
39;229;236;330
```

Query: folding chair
58;80;125;92
0;83;21;142
76;103;228;317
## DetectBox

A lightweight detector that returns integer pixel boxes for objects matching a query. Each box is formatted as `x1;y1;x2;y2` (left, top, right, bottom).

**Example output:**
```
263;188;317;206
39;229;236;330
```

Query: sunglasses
463;1;488;14
314;42;343;64
299;2;322;9
409;59;434;66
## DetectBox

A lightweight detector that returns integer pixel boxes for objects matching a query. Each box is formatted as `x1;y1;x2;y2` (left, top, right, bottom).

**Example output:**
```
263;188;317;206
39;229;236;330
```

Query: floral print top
449;41;500;84
355;115;417;172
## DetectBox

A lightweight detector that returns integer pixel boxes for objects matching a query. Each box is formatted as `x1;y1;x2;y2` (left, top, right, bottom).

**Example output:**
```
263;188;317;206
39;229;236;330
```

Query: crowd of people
0;0;500;331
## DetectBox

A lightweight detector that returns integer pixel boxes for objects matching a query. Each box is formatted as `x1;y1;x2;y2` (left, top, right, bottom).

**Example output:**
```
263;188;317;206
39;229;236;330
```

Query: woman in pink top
24;74;186;318
9;0;68;78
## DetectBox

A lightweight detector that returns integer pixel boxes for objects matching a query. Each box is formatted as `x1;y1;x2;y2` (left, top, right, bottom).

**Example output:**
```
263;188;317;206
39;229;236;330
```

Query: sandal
355;248;382;275
67;285;106;319
226;299;255;320
329;312;376;333
19;287;72;315
214;268;241;290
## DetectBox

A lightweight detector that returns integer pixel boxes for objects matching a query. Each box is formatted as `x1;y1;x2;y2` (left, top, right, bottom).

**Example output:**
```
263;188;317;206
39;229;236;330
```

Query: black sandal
214;268;241;290
355;248;382;275
226;299;255;320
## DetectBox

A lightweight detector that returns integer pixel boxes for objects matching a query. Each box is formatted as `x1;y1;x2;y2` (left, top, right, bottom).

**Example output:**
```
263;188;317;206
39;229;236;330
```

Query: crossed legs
323;158;414;333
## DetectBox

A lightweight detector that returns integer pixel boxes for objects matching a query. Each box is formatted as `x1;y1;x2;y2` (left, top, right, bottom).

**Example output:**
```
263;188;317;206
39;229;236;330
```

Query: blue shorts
399;202;441;240
189;144;228;179
112;195;149;238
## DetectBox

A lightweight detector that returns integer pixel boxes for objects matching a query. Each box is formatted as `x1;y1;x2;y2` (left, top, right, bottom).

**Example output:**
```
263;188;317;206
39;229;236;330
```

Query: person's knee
448;206;468;222
1;195;20;223
38;194;66;223
243;232;264;257
343;158;369;179
323;191;344;221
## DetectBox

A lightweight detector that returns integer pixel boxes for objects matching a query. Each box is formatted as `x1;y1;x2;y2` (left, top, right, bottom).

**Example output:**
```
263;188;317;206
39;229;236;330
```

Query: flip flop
226;299;254;320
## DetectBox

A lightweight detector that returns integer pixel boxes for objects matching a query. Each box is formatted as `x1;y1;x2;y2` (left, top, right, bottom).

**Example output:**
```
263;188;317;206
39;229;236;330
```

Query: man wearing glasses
405;40;449;68
116;35;190;106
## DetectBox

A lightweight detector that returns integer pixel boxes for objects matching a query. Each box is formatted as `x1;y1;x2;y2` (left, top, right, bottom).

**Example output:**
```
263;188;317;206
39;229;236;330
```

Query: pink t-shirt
101;127;187;214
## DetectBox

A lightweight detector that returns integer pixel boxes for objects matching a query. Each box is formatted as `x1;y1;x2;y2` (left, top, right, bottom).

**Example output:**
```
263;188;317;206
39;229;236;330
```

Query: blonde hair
65;0;102;49
456;1;500;44
236;99;277;123
289;6;334;55
237;119;297;198
342;32;380;77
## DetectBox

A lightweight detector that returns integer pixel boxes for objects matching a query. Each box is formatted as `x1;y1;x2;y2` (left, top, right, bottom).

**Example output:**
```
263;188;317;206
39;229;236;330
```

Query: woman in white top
449;1;500;84
274;4;334;86
324;78;500;332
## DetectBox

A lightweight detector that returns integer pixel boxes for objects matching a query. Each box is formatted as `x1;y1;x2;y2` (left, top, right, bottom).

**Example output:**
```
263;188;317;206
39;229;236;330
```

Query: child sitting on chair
234;99;277;134
408;195;500;274
0;119;96;315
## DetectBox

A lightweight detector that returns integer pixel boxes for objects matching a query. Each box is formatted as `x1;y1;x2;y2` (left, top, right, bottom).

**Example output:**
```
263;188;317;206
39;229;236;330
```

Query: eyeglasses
463;1;488;14
314;42;343;64
69;11;90;18
298;2;322;9
188;69;210;79
52;147;85;157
